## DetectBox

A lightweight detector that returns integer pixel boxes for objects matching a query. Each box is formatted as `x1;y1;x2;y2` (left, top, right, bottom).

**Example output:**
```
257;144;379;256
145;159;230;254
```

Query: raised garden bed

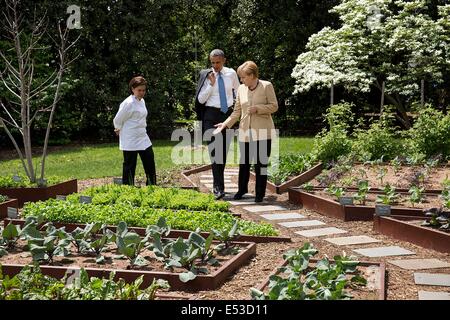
181;164;212;191
288;188;430;221
0;198;18;219
311;161;449;193
0;179;78;207
0;264;195;301
0;241;256;291
254;258;386;300
373;215;450;254
4;218;291;243
250;163;323;194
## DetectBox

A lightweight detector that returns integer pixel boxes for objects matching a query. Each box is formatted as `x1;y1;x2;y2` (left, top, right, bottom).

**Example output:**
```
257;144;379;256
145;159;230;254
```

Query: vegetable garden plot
250;243;386;300
310;161;449;192
0;179;78;207
4;218;291;243
0;243;256;291
288;188;447;221
373;214;450;254
69;184;231;212
307;186;446;210
0;219;257;291
0;264;193;300
21;200;278;236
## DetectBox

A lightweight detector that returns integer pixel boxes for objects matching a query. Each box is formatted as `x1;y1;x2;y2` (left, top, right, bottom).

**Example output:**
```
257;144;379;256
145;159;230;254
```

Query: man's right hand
207;72;216;86
114;128;120;136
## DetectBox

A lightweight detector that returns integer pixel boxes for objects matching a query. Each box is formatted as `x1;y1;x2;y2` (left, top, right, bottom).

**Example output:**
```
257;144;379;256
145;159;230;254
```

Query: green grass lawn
0;137;314;180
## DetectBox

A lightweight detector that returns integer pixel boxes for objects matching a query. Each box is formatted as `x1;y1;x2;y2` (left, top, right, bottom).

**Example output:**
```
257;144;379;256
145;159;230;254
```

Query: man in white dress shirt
194;49;240;199
113;76;156;186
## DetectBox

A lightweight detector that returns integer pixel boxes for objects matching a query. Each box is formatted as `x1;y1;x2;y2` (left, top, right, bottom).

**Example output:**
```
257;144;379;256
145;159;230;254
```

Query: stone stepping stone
353;246;415;258
225;188;239;193
227;198;258;205
418;291;450;300
200;175;214;179
242;205;287;213
295;227;347;238
388;259;450;270
278;220;325;228
414;273;450;287
200;179;231;184
224;184;239;188
260;213;306;221
324;235;381;246
224;168;240;172
223;172;239;176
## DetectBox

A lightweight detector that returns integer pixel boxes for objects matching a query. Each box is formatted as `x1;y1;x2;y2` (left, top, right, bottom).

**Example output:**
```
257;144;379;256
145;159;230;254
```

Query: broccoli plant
115;221;150;268
163;237;203;282
440;187;450;210
376;167;387;186
354;180;370;205
0;223;21;251
69;222;105;254
300;182;314;192
212;219;240;254
390;157;402;175
408;186;425;207
145;217;171;240
250;243;366;300
22;221;71;264
189;231;218;266
376;184;399;205
324;185;346;201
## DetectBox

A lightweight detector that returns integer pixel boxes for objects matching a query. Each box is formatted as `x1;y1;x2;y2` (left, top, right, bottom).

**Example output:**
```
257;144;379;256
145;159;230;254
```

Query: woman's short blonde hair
237;61;259;78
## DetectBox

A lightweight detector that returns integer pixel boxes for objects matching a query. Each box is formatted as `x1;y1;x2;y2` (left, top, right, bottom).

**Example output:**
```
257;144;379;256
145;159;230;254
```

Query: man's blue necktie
218;72;228;113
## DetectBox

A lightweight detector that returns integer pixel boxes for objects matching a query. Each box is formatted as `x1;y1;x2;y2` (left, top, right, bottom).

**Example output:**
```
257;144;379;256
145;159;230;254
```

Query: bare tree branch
1;78;21;99
0;116;30;178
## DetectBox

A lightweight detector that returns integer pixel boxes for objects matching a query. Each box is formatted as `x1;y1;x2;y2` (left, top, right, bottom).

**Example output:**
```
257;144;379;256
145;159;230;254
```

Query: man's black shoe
215;191;225;200
233;192;246;200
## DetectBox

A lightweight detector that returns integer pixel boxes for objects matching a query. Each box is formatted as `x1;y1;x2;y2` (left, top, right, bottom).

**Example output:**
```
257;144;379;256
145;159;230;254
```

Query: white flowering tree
292;0;450;128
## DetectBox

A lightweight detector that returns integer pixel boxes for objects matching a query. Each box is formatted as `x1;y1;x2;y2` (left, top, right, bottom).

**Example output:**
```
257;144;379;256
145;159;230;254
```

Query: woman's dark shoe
233;192;246;200
254;197;264;203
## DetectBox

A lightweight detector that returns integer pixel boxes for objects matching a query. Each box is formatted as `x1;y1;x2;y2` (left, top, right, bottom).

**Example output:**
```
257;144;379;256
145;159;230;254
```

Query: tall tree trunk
374;80;411;129
330;81;334;106
421;79;425;107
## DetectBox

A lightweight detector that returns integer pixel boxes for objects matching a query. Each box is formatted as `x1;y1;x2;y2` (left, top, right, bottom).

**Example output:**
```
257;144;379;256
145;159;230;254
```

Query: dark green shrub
406;106;450;160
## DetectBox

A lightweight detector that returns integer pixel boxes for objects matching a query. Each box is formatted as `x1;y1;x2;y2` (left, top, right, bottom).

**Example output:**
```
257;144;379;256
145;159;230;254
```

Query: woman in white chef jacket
113;76;156;185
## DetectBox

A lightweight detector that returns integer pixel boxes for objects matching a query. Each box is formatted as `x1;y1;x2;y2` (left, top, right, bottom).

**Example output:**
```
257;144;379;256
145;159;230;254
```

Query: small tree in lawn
0;0;80;185
291;0;450;129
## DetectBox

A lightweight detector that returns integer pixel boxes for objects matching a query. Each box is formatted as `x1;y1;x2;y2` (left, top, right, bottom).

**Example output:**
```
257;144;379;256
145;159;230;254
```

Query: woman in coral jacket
113;76;156;186
214;61;278;202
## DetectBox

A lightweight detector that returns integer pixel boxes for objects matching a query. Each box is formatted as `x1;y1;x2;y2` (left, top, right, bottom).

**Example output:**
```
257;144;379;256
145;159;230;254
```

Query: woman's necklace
249;80;259;91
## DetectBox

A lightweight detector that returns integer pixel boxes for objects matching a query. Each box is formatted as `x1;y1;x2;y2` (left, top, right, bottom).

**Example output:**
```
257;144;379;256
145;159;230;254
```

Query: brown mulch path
183;168;450;300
